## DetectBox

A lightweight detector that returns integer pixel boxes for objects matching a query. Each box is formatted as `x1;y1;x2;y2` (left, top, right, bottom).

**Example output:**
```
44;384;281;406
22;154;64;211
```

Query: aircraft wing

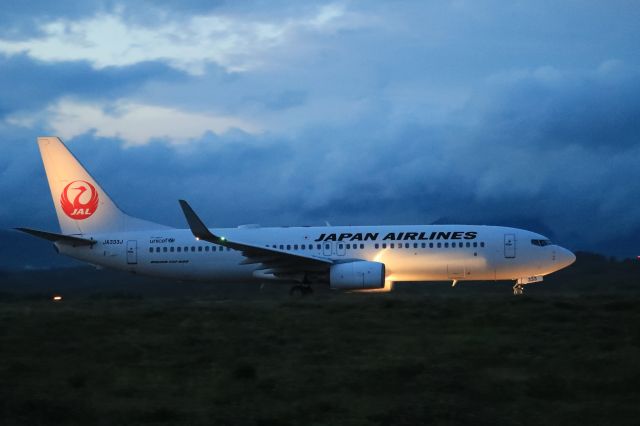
179;200;333;278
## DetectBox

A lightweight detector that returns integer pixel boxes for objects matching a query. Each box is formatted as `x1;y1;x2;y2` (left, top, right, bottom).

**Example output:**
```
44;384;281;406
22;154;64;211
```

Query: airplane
17;137;576;296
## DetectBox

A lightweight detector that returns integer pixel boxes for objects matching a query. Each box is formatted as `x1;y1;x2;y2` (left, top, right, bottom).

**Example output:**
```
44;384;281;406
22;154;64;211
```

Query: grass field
1;288;640;426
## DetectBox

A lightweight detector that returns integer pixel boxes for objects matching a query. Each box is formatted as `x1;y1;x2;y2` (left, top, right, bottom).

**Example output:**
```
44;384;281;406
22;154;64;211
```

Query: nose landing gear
513;282;525;295
513;276;543;295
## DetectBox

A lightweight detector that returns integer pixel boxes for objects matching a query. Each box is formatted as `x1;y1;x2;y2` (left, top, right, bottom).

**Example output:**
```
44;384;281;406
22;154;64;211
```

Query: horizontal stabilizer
15;227;96;247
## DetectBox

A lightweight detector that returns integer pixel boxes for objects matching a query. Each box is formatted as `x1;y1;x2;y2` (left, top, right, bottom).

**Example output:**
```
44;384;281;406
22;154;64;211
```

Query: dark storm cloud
5;81;640;260
4;63;640;258
0;123;55;229
478;66;640;151
0;54;185;117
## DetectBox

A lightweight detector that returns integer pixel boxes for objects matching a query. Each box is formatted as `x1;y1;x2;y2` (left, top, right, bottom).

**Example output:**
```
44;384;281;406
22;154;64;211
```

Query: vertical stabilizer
37;137;166;235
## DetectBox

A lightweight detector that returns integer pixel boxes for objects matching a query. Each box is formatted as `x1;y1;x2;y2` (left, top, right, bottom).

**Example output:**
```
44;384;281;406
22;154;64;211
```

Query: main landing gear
289;285;313;297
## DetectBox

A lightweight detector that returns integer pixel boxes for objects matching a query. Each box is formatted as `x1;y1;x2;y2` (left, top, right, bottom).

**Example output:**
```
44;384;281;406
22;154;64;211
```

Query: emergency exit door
504;234;516;258
127;240;138;264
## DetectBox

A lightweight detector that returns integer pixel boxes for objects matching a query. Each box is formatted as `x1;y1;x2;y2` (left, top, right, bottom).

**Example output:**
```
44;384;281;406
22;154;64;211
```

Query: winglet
178;200;223;244
178;200;333;265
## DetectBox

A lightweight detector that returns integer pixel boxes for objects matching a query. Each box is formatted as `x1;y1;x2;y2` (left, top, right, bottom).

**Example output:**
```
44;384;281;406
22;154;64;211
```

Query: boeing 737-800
18;137;576;295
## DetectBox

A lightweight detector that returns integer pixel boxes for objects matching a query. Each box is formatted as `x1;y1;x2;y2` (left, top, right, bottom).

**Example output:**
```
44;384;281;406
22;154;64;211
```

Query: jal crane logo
60;180;99;220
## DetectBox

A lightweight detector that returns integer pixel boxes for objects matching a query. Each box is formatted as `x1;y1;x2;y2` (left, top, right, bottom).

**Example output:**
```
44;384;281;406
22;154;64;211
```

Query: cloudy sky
1;1;639;257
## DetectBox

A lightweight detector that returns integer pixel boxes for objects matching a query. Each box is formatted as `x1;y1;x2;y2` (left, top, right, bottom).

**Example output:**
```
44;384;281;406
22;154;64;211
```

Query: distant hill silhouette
0;229;82;270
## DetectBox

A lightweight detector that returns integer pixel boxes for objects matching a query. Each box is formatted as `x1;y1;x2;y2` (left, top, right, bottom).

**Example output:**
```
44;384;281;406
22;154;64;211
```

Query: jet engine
329;261;385;290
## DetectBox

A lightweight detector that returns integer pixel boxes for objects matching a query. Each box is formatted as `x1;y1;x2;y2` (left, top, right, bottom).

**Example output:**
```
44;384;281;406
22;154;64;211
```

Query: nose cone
555;247;576;270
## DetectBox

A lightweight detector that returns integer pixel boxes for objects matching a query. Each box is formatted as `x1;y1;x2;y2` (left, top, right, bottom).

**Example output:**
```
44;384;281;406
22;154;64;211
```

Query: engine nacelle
329;261;385;290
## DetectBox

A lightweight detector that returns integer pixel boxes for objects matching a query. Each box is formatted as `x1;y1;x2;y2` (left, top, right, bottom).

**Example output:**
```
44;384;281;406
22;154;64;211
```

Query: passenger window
414;243;418;249
421;243;425;248
287;245;291;250
437;243;442;248
317;244;321;250
170;247;174;252
148;247;153;253
279;245;284;250
205;246;210;252
177;247;182;252
444;242;449;248
191;246;195;252
156;247;160;253
391;243;395;249
473;242;478;248
294;244;298;250
429;243;433;248
466;242;470;248
346;244;350;249
382;243;387;249
360;244;364;249
338;244;344;249
325;244;330;250
163;247;168;252
480;242;485;248
198;246;202;252
184;246;188;252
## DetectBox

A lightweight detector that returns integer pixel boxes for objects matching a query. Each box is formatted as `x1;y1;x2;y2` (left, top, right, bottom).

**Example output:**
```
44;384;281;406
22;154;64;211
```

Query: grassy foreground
1;292;640;426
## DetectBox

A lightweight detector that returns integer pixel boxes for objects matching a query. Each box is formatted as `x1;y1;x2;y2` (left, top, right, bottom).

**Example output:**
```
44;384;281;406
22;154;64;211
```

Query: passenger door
126;240;138;265
504;234;516;259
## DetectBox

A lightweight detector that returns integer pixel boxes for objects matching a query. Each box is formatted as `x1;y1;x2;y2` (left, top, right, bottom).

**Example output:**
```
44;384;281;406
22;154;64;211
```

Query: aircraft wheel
513;283;524;295
289;285;304;297
289;285;313;297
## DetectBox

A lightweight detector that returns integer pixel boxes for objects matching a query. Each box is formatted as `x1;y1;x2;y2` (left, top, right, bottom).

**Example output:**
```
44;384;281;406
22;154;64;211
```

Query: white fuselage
56;224;576;284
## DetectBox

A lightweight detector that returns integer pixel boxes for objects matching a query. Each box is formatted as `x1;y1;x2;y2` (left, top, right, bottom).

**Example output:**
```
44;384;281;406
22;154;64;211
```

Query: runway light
52;295;63;302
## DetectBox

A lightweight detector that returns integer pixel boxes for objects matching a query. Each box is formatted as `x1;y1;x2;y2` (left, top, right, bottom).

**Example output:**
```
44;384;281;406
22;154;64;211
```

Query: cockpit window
531;239;552;247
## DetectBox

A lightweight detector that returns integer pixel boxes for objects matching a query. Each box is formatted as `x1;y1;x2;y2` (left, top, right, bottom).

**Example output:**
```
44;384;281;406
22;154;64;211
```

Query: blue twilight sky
0;1;639;257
